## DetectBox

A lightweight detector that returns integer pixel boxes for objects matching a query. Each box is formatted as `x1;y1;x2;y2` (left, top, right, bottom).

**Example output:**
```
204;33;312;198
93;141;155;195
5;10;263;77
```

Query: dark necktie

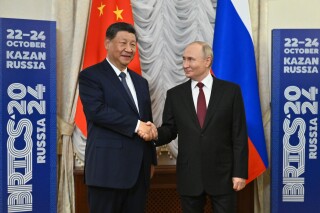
119;72;136;106
197;82;207;128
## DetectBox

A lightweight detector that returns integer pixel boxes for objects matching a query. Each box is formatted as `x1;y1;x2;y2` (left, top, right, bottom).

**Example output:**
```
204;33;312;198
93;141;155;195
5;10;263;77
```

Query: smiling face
105;31;137;71
182;43;212;82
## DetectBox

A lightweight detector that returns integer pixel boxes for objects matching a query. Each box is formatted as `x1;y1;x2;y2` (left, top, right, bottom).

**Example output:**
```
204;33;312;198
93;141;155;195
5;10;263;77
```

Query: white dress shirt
191;73;213;111
107;58;140;132
107;58;139;112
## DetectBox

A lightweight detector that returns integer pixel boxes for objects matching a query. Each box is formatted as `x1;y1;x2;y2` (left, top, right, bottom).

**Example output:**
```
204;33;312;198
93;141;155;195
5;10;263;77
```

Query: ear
104;38;110;50
205;56;212;68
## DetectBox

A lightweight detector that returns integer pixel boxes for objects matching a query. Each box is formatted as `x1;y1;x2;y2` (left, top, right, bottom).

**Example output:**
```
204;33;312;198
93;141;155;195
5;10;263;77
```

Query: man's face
182;43;211;82
105;31;137;71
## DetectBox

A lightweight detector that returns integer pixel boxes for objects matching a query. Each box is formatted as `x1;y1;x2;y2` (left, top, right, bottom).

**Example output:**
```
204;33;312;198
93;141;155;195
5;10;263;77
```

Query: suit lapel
102;60;139;115
202;77;222;130
129;70;144;115
182;80;200;128
183;77;222;130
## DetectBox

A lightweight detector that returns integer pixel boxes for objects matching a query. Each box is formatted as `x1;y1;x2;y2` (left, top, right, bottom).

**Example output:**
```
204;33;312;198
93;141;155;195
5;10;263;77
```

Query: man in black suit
141;41;248;213
79;22;157;213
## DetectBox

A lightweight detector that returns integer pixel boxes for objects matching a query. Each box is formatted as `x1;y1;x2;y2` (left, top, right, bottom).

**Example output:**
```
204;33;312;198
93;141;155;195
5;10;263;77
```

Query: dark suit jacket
79;59;157;189
157;76;248;196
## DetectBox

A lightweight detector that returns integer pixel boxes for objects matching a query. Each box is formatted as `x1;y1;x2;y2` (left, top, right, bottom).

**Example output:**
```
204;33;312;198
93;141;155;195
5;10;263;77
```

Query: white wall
267;0;320;68
268;0;320;28
0;0;54;20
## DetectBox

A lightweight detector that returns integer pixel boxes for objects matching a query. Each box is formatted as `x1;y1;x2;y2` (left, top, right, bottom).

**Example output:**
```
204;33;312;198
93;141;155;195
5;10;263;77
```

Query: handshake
138;121;158;141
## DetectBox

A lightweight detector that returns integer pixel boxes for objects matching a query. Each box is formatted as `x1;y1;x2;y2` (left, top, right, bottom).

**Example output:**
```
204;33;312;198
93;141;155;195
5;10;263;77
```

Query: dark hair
106;22;137;41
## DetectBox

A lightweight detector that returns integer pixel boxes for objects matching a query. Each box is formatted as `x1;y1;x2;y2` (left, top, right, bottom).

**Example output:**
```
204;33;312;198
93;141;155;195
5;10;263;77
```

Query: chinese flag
75;0;141;136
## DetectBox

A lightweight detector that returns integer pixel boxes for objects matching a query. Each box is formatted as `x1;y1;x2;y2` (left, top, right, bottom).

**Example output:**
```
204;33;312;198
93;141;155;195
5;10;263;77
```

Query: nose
183;60;189;68
125;44;133;52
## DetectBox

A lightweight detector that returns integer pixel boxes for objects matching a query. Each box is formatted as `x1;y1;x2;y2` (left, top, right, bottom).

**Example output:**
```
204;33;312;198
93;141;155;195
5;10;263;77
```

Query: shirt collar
191;72;213;89
106;58;128;77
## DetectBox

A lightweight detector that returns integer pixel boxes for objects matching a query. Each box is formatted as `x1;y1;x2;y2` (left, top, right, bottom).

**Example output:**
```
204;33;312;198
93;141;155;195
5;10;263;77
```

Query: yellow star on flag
113;6;123;20
98;2;106;16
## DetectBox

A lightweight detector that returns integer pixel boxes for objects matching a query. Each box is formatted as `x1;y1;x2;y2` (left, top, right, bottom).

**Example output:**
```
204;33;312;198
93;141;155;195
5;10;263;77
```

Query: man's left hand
232;177;246;191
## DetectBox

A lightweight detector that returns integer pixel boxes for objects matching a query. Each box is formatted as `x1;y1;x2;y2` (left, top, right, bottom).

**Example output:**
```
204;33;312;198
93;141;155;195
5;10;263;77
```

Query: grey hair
188;41;213;66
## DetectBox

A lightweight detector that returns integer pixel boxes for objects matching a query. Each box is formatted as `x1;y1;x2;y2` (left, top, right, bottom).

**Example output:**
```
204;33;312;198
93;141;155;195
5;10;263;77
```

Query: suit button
200;134;204;137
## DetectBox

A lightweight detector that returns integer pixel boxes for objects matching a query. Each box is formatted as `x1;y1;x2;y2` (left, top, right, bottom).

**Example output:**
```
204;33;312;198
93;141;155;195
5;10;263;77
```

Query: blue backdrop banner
0;18;56;212
271;29;320;212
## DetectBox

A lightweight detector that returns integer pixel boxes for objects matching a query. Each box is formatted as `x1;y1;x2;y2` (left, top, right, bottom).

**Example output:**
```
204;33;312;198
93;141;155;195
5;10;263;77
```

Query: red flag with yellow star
75;0;141;136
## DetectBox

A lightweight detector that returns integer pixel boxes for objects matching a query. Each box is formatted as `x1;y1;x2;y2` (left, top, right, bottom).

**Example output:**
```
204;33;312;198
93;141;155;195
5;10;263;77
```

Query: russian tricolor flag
212;0;268;183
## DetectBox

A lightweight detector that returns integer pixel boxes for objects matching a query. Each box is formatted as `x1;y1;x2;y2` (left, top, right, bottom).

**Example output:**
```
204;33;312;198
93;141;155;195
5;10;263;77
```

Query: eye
183;57;194;62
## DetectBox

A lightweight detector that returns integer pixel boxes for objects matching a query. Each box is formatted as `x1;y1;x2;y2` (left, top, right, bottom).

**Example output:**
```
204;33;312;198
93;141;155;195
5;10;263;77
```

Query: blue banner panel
271;29;320;212
0;18;56;212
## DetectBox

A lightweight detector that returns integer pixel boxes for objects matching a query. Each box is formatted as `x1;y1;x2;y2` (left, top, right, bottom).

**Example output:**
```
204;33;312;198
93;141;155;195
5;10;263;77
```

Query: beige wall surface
268;0;320;28
267;0;320;70
0;0;54;20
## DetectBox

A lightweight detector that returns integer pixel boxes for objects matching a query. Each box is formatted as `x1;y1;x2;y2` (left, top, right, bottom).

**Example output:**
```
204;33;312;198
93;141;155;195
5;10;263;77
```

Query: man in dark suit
79;22;157;213
141;41;248;213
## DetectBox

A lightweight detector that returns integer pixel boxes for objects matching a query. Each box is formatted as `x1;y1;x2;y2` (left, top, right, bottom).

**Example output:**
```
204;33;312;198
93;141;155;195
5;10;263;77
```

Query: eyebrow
183;56;196;59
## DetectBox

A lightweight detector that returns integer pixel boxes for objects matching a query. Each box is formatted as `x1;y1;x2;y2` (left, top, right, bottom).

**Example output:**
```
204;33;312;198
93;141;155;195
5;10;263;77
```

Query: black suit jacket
79;59;157;189
157;76;248;196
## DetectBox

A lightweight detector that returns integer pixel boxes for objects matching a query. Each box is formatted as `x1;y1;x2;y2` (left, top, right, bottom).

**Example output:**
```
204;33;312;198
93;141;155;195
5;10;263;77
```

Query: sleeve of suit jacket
232;85;248;179
156;89;178;146
79;67;138;137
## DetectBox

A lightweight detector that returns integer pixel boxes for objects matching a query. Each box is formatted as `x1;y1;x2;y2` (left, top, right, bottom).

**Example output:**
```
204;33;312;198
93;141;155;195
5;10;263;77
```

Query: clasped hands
138;121;158;141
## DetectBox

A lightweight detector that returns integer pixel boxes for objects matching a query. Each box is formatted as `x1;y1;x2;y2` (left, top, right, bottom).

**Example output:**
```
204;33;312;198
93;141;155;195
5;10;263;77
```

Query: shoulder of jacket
168;79;190;93
80;61;105;74
128;69;146;80
215;78;240;89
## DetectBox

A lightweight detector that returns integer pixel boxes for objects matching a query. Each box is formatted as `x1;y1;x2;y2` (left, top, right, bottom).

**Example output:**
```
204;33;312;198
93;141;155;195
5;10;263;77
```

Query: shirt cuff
135;120;140;133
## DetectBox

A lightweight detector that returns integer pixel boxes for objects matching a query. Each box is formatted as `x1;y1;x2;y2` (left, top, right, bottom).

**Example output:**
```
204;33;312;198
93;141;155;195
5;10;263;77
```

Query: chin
121;61;131;66
185;73;192;78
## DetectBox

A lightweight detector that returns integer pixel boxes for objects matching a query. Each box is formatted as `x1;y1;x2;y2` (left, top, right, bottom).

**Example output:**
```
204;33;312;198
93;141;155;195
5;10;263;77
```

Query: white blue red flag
212;0;268;182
